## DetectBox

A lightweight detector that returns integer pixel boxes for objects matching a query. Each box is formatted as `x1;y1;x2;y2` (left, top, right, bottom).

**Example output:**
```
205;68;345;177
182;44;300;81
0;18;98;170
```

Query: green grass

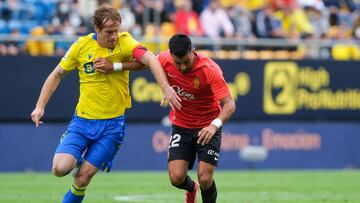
0;170;359;203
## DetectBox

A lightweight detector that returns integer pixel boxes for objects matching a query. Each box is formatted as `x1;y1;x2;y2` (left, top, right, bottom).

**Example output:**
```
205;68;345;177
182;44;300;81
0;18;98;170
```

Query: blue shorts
55;114;125;172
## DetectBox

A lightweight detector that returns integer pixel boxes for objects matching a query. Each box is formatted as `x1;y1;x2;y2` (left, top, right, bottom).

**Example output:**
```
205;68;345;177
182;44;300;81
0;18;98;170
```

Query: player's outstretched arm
31;65;70;127
197;95;236;145
94;57;147;73
122;61;147;71
141;51;182;110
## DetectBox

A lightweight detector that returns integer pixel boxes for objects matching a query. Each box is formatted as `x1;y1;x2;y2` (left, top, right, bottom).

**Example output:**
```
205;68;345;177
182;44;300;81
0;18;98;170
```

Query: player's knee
75;171;96;187
169;171;186;186
198;172;213;189
52;164;70;177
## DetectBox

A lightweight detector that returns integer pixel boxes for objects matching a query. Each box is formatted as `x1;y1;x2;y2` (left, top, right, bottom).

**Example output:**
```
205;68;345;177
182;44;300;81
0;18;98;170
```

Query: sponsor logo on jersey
84;62;95;74
172;85;196;100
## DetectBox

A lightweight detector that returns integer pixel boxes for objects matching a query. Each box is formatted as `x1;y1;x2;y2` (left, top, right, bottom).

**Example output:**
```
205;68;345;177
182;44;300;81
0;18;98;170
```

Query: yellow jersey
60;32;140;119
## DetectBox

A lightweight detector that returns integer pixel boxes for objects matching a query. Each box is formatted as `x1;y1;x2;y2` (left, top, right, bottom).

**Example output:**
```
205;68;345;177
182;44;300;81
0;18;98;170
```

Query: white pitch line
114;193;181;202
114;195;145;202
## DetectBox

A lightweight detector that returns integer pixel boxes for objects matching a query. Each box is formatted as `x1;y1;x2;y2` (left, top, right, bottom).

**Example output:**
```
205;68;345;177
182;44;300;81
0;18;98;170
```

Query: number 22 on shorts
169;133;181;148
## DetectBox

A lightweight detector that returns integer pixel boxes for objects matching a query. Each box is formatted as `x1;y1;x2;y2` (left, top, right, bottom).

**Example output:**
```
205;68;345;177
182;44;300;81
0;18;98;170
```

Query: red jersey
158;50;230;129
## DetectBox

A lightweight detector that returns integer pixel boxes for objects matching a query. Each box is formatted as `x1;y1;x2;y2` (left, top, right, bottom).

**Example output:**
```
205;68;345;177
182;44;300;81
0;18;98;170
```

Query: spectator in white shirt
200;0;234;39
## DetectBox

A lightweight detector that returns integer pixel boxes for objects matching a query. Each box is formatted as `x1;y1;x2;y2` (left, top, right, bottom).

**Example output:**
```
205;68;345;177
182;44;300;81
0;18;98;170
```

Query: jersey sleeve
157;52;167;67
117;32;141;59
59;39;81;71
207;64;231;100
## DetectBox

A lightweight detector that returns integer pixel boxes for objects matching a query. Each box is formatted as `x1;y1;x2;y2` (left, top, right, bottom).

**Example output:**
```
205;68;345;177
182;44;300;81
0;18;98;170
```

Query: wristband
113;63;123;71
211;118;222;128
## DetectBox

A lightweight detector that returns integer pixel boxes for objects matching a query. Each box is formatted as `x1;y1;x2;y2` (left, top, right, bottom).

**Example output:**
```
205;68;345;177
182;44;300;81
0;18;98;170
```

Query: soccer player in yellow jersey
30;4;181;203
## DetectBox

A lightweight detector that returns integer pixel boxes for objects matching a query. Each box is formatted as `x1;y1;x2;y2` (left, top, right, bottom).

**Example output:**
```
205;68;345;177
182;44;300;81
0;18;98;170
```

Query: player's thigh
85;117;125;172
197;129;221;167
54;131;89;166
85;136;122;172
168;126;197;169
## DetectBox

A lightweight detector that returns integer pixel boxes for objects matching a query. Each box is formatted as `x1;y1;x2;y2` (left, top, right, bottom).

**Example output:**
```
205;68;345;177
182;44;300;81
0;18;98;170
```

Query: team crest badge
193;77;200;88
88;54;92;60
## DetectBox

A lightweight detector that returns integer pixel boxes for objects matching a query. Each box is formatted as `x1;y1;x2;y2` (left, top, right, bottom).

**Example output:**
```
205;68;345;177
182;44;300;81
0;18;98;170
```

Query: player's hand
31;107;44;127
197;125;217;145
161;86;181;110
94;57;114;73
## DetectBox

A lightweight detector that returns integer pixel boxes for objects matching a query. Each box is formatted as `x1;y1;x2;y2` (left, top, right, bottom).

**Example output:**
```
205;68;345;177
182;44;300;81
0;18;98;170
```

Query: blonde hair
93;4;121;30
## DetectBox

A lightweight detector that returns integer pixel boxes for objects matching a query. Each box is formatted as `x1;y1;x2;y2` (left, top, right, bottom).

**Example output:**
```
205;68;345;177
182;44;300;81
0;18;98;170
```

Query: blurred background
1;0;360;171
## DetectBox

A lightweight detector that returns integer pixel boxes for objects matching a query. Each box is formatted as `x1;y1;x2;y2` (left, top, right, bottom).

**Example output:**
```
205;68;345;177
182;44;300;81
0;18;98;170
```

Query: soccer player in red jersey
158;34;236;203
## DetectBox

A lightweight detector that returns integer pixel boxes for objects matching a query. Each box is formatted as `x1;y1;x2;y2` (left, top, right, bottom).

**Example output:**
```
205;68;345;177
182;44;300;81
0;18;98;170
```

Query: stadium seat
274;50;290;60
196;49;214;58
242;50;259;59
332;43;360;60
214;50;228;59
258;50;274;60
227;50;241;59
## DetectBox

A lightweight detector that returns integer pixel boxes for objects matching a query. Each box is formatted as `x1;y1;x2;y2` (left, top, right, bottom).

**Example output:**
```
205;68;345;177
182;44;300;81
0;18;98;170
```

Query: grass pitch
0;170;359;203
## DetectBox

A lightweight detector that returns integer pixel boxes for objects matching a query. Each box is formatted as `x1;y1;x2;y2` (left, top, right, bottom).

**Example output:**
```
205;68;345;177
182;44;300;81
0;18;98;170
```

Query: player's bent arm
216;95;236;125
198;95;235;145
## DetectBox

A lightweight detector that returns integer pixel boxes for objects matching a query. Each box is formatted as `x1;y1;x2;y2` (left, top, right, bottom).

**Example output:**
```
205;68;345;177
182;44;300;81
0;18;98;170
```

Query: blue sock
62;184;86;203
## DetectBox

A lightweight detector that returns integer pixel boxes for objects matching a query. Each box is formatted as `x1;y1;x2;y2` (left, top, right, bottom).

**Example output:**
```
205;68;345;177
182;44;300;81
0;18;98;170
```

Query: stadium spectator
128;0;144;30
191;0;209;14
351;13;360;39
0;28;21;55
200;0;234;39
255;4;287;38
198;0;235;50
52;0;71;25
323;0;357;12
337;3;356;37
305;4;329;39
174;0;204;37
242;0;268;12
270;0;296;10
24;26;54;56
228;4;254;39
30;4;180;203
141;0;171;24
118;2;136;33
159;34;235;203
273;3;313;39
46;24;70;56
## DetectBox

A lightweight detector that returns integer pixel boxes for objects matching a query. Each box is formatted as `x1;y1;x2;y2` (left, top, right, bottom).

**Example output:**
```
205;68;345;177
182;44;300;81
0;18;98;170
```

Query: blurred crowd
1;0;360;59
